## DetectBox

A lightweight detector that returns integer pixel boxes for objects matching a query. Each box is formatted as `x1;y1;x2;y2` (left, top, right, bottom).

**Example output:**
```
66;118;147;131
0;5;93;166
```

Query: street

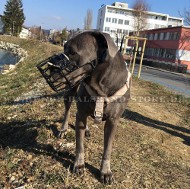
134;66;190;97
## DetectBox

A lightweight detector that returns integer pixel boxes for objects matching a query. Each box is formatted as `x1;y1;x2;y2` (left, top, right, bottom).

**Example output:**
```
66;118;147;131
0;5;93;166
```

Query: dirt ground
0;77;189;189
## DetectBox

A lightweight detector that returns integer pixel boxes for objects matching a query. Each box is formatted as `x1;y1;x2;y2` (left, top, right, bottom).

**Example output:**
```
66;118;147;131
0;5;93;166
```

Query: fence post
138;39;147;78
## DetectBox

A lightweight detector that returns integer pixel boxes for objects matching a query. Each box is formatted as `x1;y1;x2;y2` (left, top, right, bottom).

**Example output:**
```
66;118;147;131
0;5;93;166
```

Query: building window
123;30;128;35
159;32;164;40
154;33;158;40
165;49;176;59
112;18;117;23
118;19;123;24
119;11;125;15
146;47;176;60
157;33;160;40
105;27;110;32
110;29;115;33
124;20;129;25
106;17;111;22
157;48;165;57
163;32;167;40
169;32;174;40
117;29;122;33
146;33;150;40
173;32;179;40
169;32;179;40
149;33;154;40
164;32;170;40
160;48;166;57
153;48;158;56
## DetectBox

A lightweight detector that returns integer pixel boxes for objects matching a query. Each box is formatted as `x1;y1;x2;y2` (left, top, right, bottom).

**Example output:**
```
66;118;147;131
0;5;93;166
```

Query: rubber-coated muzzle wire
36;53;96;92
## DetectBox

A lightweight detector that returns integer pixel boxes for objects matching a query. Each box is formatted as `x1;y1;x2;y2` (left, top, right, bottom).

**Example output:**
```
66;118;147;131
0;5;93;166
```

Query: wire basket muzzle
36;53;79;92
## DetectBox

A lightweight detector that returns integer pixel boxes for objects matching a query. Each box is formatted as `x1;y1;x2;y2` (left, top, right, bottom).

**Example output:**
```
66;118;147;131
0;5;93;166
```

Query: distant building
19;27;31;39
96;2;183;44
0;15;4;34
140;26;190;72
50;29;57;35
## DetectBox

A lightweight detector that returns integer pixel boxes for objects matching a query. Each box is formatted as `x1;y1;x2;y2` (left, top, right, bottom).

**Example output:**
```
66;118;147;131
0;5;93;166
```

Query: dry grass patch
0;36;189;188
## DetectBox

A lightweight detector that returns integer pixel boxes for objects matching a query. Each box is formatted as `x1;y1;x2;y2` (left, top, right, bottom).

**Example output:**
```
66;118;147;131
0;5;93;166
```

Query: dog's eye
70;50;76;56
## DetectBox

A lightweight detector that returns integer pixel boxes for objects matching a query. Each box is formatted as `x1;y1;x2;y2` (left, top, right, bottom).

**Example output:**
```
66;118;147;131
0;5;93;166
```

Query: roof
144;25;190;32
99;2;183;21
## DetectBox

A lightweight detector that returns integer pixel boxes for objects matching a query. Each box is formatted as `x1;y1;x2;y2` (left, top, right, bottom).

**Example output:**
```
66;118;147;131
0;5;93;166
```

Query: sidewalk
134;64;190;78
143;65;189;77
133;65;190;97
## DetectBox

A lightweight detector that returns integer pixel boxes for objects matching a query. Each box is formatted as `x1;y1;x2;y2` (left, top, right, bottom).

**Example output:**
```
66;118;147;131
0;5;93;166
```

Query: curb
143;65;188;77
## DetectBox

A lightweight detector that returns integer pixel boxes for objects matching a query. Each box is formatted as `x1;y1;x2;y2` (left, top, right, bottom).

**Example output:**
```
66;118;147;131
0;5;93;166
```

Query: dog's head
63;31;119;88
64;31;118;65
38;31;120;92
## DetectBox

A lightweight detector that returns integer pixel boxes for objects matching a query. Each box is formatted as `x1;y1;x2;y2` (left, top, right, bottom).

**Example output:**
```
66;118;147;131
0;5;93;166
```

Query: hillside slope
0;36;189;189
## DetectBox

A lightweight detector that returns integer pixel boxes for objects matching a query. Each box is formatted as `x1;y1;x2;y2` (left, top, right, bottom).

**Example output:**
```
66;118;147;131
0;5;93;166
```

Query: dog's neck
86;53;129;97
83;56;131;124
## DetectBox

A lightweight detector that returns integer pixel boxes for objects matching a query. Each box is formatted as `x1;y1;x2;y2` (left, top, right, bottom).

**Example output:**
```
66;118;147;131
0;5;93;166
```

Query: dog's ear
92;32;119;61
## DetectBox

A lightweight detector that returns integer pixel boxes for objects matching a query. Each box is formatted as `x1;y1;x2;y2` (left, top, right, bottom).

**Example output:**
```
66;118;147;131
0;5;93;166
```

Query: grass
0;36;190;188
0;35;62;102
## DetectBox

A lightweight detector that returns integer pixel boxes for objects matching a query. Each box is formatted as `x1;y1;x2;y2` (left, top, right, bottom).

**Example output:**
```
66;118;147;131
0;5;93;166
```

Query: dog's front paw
100;160;113;184
58;129;68;138
73;153;85;175
100;172;113;185
73;164;85;175
85;129;91;138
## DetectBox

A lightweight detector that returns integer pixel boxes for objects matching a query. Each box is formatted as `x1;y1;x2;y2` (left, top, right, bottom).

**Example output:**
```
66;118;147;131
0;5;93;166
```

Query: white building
96;2;183;44
19;27;31;39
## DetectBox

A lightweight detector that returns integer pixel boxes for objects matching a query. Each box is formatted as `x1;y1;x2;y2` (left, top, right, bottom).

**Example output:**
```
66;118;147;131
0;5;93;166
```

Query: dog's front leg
59;86;78;138
73;112;87;174
100;118;118;184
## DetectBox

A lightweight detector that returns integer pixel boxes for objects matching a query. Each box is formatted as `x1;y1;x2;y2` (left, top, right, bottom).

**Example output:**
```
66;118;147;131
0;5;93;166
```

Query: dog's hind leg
100;118;118;184
58;86;90;138
73;112;87;174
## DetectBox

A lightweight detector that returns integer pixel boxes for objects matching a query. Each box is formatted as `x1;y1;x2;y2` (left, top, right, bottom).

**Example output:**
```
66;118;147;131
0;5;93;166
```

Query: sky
0;0;190;30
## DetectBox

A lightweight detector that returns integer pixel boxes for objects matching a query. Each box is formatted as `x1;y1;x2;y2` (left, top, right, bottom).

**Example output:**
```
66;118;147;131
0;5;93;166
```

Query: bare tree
30;26;41;40
84;9;93;30
179;8;190;26
177;7;190;63
132;0;150;36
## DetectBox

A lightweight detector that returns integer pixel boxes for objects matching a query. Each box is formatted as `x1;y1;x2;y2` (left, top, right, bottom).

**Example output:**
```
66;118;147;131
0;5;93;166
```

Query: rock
10;175;16;182
9;64;16;70
3;64;9;70
27;154;33;160
0;41;28;74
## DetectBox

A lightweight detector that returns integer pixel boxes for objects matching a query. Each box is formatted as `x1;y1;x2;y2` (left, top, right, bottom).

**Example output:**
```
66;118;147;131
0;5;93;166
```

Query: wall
139;26;190;72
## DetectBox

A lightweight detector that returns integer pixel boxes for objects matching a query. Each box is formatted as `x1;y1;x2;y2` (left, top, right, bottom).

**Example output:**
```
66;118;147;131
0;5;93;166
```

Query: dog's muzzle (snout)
36;53;95;92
